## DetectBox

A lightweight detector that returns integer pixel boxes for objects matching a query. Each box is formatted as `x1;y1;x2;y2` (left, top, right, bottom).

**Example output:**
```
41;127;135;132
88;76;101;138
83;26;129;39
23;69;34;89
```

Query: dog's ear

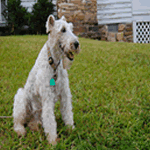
46;15;55;33
61;16;66;21
69;23;73;31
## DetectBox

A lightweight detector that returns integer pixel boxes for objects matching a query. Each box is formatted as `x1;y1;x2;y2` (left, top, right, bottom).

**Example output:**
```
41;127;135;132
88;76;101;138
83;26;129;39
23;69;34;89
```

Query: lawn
0;35;150;149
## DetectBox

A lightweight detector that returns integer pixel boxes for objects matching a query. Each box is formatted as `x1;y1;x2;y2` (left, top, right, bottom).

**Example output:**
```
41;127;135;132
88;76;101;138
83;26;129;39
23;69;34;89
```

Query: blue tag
50;78;55;86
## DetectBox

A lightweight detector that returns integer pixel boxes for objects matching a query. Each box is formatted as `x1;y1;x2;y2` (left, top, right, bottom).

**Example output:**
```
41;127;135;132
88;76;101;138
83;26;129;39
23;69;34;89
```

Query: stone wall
57;0;133;42
100;23;133;42
57;0;98;35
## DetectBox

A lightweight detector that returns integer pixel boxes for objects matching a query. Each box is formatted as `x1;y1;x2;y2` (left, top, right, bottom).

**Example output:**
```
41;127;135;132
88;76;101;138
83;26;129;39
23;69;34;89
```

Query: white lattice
133;21;150;43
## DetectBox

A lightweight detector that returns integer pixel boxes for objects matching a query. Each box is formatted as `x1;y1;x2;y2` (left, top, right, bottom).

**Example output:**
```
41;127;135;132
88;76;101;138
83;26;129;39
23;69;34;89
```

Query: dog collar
48;55;61;72
47;44;61;84
47;45;61;72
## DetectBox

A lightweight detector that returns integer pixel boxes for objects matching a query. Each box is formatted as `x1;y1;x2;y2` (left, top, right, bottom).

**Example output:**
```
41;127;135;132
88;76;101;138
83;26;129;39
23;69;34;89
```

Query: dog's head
46;15;80;62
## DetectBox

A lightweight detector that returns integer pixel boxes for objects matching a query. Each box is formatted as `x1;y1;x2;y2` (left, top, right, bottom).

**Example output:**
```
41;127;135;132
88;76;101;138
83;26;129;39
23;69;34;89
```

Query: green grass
0;35;150;149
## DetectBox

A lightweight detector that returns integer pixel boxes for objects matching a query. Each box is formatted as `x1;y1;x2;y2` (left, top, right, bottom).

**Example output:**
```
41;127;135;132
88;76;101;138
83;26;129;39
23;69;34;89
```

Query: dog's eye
61;27;66;33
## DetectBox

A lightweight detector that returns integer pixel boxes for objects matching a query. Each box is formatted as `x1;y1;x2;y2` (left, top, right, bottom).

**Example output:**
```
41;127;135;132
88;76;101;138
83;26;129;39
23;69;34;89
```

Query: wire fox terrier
13;15;80;145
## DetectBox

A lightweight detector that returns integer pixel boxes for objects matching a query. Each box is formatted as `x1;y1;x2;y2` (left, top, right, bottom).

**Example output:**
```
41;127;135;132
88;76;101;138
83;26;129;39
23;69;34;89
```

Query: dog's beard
58;42;75;61
62;55;73;70
57;41;80;69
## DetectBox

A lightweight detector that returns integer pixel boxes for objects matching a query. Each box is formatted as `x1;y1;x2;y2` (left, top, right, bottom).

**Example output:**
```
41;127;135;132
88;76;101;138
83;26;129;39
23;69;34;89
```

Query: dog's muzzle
66;52;74;61
66;41;80;61
59;41;80;61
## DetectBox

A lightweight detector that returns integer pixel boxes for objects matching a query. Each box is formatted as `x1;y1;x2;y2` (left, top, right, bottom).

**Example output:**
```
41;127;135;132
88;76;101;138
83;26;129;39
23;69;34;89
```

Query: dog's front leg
42;97;57;145
60;77;75;129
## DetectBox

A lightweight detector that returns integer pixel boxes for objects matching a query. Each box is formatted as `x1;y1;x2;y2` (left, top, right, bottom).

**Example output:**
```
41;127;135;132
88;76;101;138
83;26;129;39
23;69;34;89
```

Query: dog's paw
65;124;75;133
47;134;58;145
14;126;26;137
49;138;60;146
50;140;57;146
66;124;75;129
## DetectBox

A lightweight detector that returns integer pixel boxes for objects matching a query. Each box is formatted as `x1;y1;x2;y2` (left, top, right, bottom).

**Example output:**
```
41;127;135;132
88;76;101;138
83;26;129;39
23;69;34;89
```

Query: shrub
2;0;28;35
30;0;54;34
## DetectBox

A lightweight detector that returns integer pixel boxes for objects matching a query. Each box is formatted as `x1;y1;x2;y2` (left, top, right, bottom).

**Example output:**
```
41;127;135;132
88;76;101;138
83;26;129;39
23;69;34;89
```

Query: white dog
13;15;80;145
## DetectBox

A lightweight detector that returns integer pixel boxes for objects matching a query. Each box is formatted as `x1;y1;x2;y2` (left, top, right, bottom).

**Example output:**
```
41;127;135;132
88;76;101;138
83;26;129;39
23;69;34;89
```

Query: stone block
123;37;127;42
95;33;101;39
101;25;108;31
127;38;133;42
108;32;116;37
98;25;103;28
124;31;133;36
84;13;94;23
62;12;74;19
116;32;124;41
126;23;132;31
108;37;116;42
79;32;86;37
126;35;133;39
74;10;81;16
101;37;107;41
107;32;116;42
87;19;98;25
58;3;75;8
76;12;85;20
87;31;93;37
73;26;87;35
101;28;107;34
126;23;132;27
67;7;78;11
90;0;97;2
102;32;108;38
79;6;85;10
89;26;99;32
123;35;133;42
118;24;125;32
71;0;82;5
67;18;73;22
126;26;132;31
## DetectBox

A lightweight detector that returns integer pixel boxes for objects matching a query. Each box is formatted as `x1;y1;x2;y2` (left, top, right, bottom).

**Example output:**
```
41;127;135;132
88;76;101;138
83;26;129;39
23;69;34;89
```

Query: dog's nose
74;41;79;49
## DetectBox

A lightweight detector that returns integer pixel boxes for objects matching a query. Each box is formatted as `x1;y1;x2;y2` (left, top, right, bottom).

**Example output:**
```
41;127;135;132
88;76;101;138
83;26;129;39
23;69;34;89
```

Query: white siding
21;0;36;12
132;0;150;22
0;0;7;24
21;0;57;15
97;0;132;24
52;0;57;17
